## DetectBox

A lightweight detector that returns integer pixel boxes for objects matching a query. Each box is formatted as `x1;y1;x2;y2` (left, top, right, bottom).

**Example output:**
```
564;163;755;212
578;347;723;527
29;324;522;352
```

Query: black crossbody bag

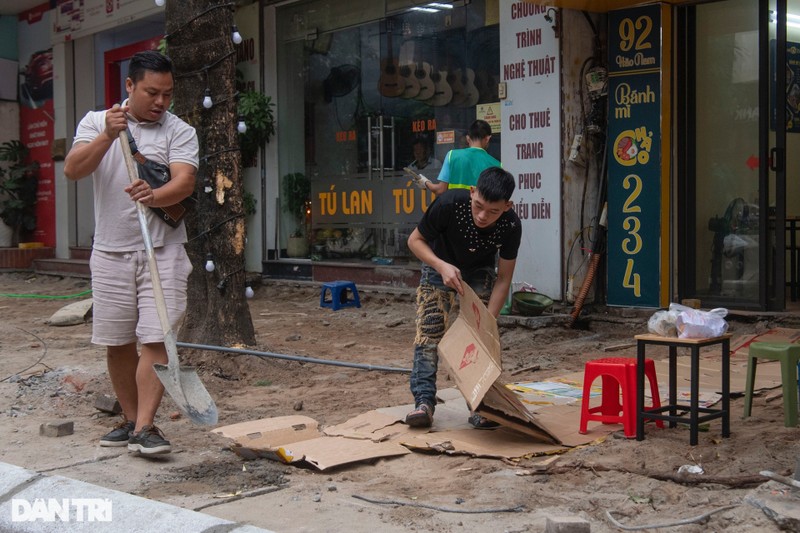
125;129;194;228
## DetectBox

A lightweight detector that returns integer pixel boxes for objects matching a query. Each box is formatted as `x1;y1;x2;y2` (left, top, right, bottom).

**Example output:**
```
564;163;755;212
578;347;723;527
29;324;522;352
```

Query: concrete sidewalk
0;461;274;532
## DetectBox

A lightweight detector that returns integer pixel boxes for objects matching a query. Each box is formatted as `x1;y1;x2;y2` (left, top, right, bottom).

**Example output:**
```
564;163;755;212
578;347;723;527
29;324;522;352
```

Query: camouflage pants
410;264;495;408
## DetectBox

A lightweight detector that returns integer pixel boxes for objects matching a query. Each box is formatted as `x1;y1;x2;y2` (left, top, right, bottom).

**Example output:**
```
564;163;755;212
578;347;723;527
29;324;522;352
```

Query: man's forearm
487;278;511;317
64;137;114;180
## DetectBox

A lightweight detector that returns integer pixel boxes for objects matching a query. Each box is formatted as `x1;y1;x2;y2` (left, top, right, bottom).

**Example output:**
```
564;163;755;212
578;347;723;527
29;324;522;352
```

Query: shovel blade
154;363;218;425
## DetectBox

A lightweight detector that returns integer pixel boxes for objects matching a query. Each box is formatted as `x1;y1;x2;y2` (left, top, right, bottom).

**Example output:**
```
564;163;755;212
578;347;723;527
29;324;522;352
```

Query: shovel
118;130;218;425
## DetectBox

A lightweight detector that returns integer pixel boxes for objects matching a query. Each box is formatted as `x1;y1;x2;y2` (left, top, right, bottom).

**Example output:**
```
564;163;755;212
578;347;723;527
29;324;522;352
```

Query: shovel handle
117;129;218;425
117;130;178;362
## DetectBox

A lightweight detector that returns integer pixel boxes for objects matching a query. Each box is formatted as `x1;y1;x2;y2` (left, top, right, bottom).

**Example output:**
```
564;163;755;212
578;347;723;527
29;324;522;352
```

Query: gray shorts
90;245;192;346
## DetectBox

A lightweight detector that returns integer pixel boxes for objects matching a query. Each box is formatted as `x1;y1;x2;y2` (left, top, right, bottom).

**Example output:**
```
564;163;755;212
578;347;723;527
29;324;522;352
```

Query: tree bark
166;0;256;347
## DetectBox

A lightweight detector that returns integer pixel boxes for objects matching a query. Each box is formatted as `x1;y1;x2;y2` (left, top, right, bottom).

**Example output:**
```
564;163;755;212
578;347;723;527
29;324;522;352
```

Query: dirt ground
1;271;799;532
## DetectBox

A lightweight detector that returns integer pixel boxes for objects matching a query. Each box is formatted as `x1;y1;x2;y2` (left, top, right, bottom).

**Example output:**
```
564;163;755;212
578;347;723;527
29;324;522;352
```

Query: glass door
678;0;789;310
777;0;800;308
275;0;499;262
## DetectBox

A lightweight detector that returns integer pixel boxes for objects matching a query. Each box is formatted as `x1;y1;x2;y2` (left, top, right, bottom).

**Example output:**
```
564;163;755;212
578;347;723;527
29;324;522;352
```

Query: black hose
176;341;412;374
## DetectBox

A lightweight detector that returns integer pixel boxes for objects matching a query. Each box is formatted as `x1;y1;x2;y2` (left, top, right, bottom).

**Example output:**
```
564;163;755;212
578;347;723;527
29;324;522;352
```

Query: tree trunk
166;0;256;347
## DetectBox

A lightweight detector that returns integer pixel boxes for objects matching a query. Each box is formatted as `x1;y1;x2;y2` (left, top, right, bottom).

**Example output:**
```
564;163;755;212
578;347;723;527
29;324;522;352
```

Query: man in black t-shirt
405;167;521;429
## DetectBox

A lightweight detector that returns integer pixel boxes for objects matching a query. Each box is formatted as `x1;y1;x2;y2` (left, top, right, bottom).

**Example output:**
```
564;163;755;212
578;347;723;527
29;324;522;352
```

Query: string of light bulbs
201;224;253;298
158;1;239;46
173;50;237;112
159;0;253;299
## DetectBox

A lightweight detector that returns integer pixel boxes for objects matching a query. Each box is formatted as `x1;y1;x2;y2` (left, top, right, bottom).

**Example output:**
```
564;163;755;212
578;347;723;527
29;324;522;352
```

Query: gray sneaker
127;425;171;455
99;420;134;447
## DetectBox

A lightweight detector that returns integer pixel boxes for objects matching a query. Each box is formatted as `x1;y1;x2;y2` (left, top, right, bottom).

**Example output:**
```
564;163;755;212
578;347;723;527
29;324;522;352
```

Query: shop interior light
411;7;439;13
769;11;800;28
427;3;454;9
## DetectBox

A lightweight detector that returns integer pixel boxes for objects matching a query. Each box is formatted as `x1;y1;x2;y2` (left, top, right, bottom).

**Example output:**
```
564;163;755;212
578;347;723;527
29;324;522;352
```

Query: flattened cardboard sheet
212;415;320;448
276;436;411;471
212;415;409;470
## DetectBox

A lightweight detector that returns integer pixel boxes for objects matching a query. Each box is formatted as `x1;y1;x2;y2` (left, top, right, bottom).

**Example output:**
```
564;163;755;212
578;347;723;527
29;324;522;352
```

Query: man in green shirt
411;120;500;195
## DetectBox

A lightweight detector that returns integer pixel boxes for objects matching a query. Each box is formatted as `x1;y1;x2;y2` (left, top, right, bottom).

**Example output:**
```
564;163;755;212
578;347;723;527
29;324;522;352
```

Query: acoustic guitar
475;69;499;103
399;62;420;98
414;60;435;101
409;39;434;101
378;24;404;98
421;38;451;107
425;67;453;107
446;66;466;107
456;67;479;107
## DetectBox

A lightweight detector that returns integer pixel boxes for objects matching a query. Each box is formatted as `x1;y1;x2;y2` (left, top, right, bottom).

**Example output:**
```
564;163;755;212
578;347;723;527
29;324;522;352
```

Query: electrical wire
187;213;243;242
576;54;595;252
575;11;607;255
0;326;48;382
163;2;235;42
565;224;597;293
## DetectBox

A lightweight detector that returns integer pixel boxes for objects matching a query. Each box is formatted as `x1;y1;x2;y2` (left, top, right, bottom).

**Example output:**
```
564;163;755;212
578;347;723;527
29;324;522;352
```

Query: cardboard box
437;284;560;443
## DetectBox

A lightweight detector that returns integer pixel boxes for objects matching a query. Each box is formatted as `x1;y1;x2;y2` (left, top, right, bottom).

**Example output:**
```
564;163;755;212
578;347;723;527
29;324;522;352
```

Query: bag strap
124;128;147;165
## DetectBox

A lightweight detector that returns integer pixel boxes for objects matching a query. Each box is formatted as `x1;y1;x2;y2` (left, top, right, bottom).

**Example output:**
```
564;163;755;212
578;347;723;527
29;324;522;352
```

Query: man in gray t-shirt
64;50;198;456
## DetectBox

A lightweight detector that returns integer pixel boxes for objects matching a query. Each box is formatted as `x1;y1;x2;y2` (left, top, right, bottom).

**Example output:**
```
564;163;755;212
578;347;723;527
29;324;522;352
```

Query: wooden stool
319;280;361;311
579;357;663;438
634;334;732;445
743;341;800;427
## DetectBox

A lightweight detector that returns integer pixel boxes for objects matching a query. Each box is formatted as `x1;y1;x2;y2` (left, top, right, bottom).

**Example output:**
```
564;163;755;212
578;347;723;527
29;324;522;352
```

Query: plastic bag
673;304;729;339
647;309;679;337
648;304;729;339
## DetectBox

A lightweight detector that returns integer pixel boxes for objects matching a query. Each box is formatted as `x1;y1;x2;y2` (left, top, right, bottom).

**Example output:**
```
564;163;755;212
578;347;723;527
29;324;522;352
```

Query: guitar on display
378;21;404;98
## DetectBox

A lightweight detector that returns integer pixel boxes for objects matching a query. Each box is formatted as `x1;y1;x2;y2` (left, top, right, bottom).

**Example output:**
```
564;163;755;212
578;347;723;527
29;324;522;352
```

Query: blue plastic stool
320;280;361;311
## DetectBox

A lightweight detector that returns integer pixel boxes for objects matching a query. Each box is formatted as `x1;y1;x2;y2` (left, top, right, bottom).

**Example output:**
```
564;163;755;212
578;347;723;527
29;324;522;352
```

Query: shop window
277;0;499;262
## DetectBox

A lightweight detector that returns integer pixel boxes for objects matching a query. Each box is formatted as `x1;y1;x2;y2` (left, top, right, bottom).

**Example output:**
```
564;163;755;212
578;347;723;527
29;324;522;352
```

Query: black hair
468;120;492;141
128;50;174;83
476;166;515;202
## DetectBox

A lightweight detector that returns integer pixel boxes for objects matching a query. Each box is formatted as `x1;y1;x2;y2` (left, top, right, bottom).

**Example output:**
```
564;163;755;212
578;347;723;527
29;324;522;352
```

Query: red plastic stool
579;357;663;438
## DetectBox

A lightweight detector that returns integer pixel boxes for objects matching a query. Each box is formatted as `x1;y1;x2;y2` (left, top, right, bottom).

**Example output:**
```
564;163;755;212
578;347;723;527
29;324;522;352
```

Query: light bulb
245;285;254;299
202;88;213;109
237;116;247;133
205;253;215;272
232;25;243;45
155;0;165;6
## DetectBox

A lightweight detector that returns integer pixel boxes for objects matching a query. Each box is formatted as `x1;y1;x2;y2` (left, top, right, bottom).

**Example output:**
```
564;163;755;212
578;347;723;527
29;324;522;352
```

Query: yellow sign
476;102;502;133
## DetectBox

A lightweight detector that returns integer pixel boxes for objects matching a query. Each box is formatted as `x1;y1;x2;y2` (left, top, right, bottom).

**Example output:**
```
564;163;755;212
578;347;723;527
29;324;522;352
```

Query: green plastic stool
743;341;800;427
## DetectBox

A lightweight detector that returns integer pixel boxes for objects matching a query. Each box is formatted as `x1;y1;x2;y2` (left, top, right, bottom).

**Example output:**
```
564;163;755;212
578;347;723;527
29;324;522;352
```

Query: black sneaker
127;425;171;455
468;413;500;429
99;420;134;447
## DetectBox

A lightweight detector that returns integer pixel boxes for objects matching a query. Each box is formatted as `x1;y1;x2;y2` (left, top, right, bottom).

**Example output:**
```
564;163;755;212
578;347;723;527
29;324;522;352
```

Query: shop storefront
677;0;798;312
6;0;798;312
272;0;502;267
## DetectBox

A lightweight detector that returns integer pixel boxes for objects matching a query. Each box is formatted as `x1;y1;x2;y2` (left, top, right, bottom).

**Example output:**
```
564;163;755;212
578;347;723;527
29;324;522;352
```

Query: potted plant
238;90;275;165
243;190;257;218
0;140;38;247
281;172;310;257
